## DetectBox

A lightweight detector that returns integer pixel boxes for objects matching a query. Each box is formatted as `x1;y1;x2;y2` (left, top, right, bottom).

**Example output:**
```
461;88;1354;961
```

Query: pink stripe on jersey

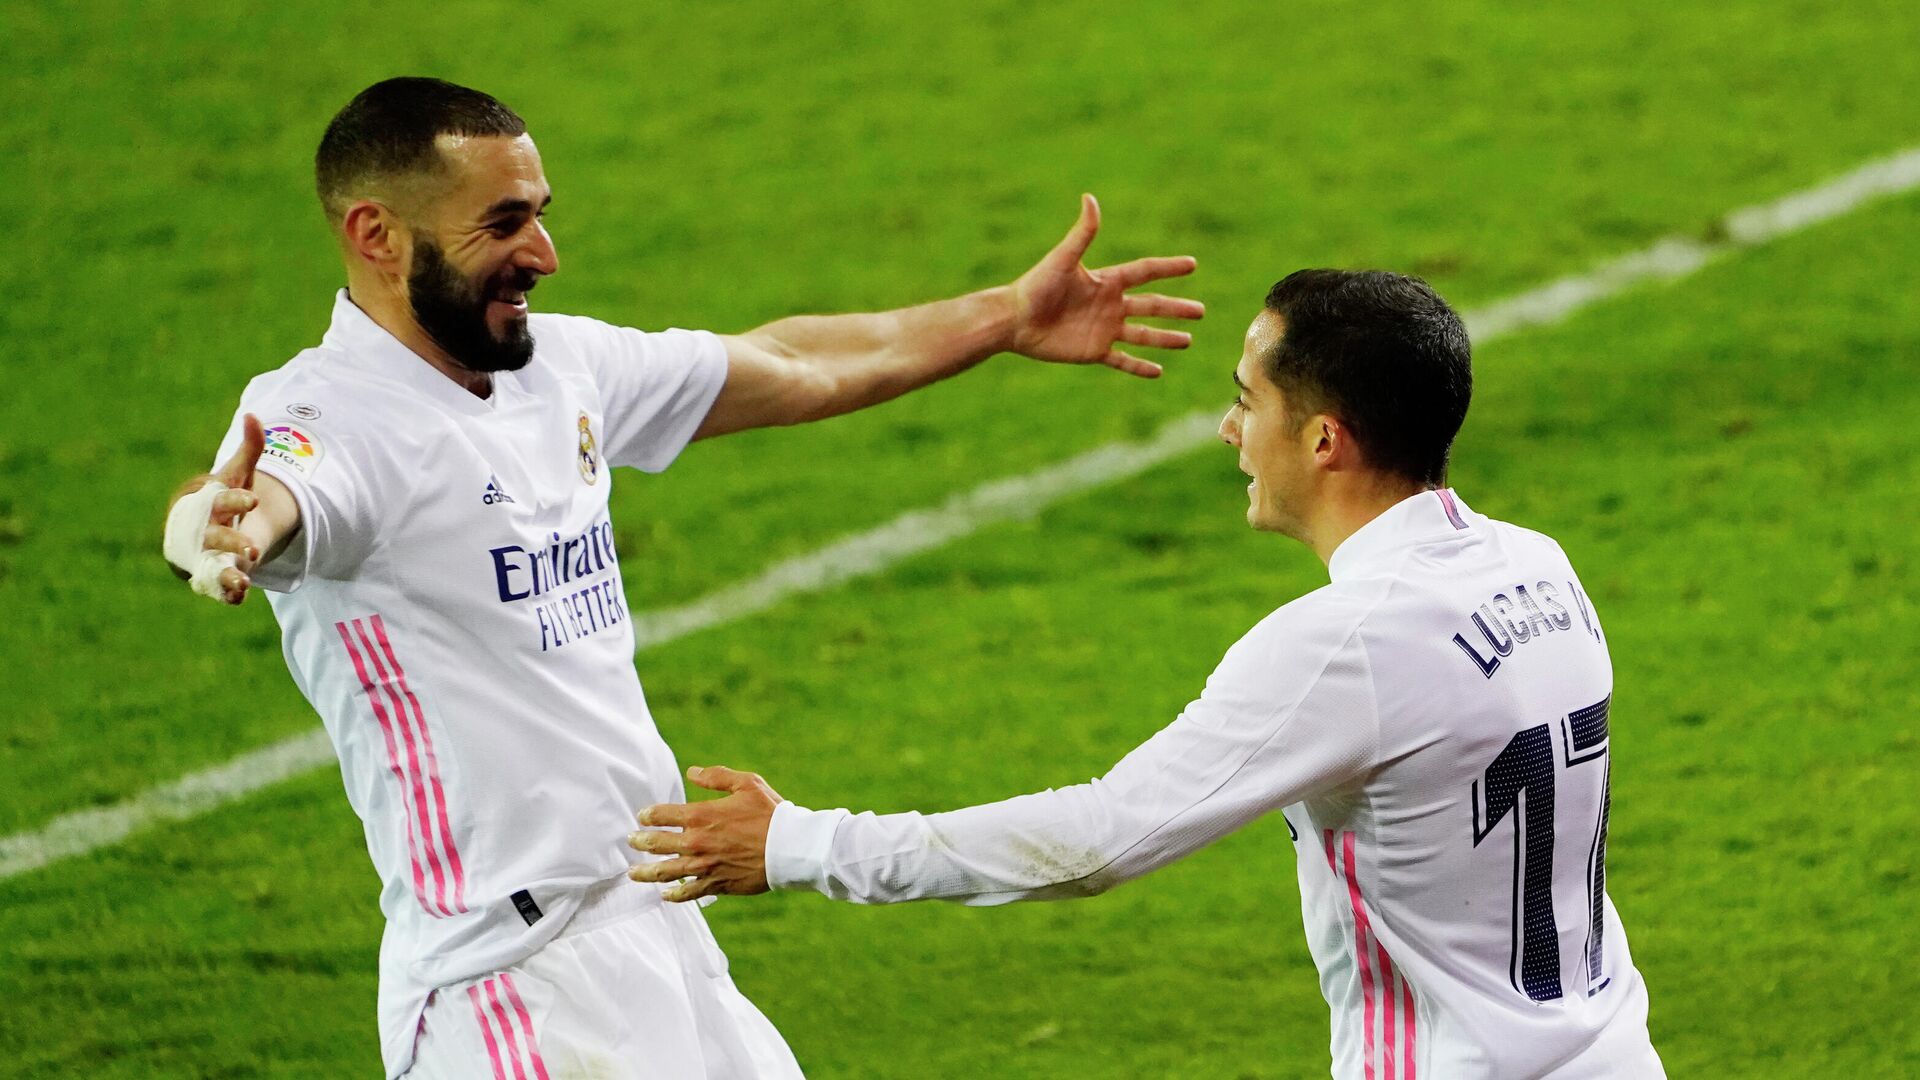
1340;832;1380;1080
501;974;553;1080
484;977;533;1080
1437;489;1468;530
353;618;453;917
1404;976;1418;1080
1380;942;1396;1080
371;614;469;914
1339;830;1421;1080
336;621;434;917
467;983;510;1080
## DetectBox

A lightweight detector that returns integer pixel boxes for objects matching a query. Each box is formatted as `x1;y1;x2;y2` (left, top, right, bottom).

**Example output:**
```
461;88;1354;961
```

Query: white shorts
404;878;803;1079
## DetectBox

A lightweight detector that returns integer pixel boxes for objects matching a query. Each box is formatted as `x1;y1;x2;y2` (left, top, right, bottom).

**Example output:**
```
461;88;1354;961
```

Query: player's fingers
1101;349;1163;379
219;566;250;606
1123;293;1206;321
202;524;260;569
636;802;692;828
627;829;690;856
212;488;259;524
215;414;266;490
663;876;726;904
687;764;757;794
1104;255;1197;289
1118;323;1193;350
1044;193;1101;267
626;855;700;882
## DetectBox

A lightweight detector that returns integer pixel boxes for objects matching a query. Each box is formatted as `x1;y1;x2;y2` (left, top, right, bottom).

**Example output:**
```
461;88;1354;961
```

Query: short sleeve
560;318;728;473
213;390;379;593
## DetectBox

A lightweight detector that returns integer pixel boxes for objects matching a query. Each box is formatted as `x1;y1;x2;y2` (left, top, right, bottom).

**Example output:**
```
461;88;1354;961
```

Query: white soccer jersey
215;291;727;1078
766;490;1664;1079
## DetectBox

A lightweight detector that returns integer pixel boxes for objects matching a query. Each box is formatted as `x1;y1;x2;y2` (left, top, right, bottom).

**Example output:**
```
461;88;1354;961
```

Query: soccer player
630;271;1667;1078
160;77;1202;1079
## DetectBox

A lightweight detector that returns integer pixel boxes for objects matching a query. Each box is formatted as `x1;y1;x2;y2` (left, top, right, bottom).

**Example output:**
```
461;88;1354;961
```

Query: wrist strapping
164;481;237;600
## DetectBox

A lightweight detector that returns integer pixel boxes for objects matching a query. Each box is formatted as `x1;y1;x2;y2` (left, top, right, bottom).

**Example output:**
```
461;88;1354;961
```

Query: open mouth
489;280;535;316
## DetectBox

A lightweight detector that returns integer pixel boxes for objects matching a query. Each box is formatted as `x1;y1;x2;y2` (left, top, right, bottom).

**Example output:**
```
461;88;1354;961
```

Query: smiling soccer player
160;76;1201;1079
633;271;1666;1079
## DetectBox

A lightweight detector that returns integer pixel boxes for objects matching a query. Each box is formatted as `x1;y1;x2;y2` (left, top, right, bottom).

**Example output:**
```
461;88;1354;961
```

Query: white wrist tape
164;481;238;600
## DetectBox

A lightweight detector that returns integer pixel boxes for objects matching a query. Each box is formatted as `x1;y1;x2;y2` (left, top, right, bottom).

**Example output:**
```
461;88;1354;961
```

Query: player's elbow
1058;869;1120;898
1002;837;1124;898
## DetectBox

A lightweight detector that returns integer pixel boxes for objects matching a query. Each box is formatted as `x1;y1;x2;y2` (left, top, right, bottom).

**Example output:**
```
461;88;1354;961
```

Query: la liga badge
262;422;323;477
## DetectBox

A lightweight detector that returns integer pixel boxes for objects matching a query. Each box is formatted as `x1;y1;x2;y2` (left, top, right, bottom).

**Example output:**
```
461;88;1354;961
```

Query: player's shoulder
237;350;395;434
236;343;327;393
1225;579;1386;678
529;310;653;353
230;347;415;487
1481;514;1580;571
524;312;618;374
527;310;609;345
530;311;721;369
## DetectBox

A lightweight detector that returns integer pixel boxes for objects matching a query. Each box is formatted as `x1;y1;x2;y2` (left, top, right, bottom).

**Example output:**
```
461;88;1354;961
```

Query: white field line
0;731;340;879
5;146;1919;881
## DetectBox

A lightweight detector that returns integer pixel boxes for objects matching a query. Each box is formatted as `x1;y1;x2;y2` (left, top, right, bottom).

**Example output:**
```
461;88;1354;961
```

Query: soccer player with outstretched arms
634;271;1667;1079
160;77;1201;1079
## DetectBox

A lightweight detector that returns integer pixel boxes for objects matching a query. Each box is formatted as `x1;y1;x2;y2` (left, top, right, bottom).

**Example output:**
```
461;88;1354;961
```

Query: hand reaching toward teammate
1007;194;1205;378
629;766;785;903
163;413;299;605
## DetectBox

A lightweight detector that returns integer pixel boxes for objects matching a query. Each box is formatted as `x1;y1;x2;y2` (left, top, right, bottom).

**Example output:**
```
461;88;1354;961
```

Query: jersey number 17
1470;696;1612;1003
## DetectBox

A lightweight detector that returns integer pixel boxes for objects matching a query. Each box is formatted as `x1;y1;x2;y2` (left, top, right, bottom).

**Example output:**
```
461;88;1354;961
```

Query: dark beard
408;239;536;373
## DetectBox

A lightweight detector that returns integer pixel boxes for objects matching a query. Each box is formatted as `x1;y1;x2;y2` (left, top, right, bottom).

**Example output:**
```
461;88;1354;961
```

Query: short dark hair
314;77;526;221
1259;269;1472;487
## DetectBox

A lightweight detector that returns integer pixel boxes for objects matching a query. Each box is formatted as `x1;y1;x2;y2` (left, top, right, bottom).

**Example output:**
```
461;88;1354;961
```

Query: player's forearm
767;779;1154;906
764;672;1372;905
749;285;1018;422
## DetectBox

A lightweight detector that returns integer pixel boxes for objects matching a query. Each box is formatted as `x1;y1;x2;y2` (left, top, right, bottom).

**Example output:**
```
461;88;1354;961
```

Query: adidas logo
482;475;517;506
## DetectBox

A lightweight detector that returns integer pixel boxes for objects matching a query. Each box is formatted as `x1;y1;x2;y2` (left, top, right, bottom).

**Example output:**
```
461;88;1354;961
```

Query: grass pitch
3;1;1918;1076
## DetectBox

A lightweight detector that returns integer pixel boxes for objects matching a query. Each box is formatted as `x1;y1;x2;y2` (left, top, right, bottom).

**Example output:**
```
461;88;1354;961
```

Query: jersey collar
1327;488;1479;582
321;289;502;415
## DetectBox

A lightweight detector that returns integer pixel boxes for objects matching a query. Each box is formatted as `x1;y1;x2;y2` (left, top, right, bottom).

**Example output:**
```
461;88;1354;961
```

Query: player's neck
344;283;496;399
1303;475;1430;567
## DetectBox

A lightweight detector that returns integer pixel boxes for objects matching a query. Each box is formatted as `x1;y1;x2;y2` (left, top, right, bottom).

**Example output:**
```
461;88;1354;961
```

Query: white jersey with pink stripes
215;291;728;1078
765;489;1666;1078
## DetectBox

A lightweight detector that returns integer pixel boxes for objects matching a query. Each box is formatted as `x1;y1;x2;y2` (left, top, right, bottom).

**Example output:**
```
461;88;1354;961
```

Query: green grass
3;0;1918;1075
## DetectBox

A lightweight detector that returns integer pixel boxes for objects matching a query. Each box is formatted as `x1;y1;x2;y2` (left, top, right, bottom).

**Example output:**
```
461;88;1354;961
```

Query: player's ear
1311;414;1345;467
340;200;408;276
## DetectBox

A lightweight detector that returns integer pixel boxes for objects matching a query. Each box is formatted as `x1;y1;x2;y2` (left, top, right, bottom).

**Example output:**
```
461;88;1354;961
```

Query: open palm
1009;194;1205;378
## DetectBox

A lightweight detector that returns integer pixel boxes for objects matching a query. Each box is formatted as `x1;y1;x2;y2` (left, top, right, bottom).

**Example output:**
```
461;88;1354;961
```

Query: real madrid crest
577;412;599;484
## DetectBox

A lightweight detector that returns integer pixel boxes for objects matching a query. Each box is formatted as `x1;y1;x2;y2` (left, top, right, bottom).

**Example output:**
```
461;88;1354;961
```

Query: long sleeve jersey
764;490;1664;1079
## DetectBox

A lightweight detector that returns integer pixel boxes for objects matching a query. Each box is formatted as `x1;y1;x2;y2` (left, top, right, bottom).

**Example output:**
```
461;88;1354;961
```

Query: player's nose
1218;407;1240;446
522;221;560;278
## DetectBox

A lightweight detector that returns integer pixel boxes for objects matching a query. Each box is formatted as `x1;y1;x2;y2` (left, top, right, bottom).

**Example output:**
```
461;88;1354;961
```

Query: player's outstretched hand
1007;194;1205;378
629;766;785;903
164;413;266;605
